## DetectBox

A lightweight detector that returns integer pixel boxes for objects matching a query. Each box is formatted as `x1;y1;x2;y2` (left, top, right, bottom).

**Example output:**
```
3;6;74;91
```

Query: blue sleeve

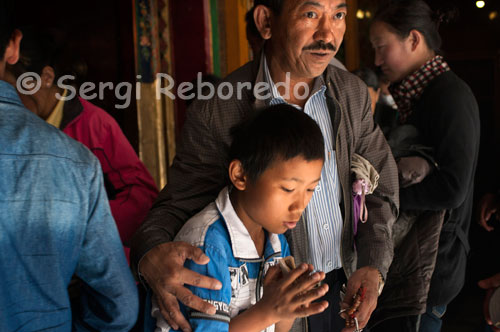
183;244;232;332
73;159;139;331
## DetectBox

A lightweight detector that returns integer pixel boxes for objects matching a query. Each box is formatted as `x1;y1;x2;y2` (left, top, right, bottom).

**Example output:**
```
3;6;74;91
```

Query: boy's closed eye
281;186;294;193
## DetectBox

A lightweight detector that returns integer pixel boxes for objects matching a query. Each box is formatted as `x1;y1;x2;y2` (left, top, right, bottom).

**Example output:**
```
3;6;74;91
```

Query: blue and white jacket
151;187;290;332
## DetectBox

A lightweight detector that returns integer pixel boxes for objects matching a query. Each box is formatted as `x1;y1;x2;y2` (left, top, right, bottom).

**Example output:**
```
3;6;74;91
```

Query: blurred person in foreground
0;2;139;330
6;28;158;261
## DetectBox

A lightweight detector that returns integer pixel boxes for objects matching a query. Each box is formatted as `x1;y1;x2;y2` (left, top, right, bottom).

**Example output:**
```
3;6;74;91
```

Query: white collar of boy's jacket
215;186;282;260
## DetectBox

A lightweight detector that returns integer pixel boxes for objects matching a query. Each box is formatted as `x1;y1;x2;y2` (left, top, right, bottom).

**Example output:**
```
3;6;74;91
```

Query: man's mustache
303;41;336;52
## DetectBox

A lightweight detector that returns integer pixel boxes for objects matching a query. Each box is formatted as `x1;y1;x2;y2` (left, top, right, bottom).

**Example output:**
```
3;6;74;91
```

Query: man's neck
265;54;314;109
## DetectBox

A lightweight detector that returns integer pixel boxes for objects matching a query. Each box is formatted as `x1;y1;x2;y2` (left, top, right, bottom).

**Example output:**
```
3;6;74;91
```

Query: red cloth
63;98;159;260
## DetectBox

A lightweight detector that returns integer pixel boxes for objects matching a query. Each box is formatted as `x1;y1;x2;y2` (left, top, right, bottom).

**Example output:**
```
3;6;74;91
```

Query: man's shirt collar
261;54;327;108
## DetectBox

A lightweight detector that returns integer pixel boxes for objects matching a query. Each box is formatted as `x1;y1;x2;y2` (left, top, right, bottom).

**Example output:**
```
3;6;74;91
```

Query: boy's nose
290;194;307;217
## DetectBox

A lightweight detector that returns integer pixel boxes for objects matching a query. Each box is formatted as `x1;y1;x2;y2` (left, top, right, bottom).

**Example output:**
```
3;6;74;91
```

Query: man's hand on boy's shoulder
340;267;381;332
139;242;222;332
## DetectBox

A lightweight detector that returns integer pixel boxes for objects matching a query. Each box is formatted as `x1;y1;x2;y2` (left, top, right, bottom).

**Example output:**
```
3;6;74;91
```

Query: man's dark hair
245;8;261;42
374;0;458;54
245;0;285;49
229;104;325;182
352;67;379;90
8;28;88;87
253;0;284;15
0;0;16;61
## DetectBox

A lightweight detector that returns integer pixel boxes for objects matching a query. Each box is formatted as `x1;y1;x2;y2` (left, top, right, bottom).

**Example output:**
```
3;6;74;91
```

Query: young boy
149;104;329;332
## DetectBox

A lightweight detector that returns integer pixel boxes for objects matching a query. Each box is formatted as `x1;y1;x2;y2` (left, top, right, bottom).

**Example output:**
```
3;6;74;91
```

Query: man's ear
41;66;56;88
408;29;422;52
254;5;273;40
4;29;22;65
228;160;248;191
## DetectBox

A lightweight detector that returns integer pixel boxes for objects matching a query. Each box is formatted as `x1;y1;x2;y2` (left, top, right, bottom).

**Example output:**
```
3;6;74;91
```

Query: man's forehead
291;0;347;10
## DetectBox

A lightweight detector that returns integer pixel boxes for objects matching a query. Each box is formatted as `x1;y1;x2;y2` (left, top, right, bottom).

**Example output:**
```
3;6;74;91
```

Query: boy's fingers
263;265;281;285
279;263;310;288
295;300;329;317
294;283;329;305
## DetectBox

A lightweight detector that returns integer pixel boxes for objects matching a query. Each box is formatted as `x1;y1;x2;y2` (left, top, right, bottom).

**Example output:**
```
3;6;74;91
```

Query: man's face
268;0;347;80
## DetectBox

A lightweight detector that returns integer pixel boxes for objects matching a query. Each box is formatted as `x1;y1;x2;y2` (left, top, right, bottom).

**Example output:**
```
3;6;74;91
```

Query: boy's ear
228;160;247;190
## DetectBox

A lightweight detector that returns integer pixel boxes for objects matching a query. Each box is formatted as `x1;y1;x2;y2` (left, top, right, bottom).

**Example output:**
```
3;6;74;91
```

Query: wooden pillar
133;0;176;189
345;0;360;71
223;0;252;75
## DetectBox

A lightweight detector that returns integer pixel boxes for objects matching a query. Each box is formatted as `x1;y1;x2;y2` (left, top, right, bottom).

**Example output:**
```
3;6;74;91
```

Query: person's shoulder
185;61;256;139
426;70;474;97
223;60;256;85
175;202;229;249
1;102;97;167
327;64;365;87
421;70;478;111
77;97;121;130
326;65;369;99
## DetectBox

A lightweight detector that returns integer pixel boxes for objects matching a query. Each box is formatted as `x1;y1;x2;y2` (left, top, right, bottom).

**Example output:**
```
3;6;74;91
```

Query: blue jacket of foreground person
0;80;138;331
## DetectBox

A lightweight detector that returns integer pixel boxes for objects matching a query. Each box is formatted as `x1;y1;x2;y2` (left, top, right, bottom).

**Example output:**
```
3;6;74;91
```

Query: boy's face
236;156;323;234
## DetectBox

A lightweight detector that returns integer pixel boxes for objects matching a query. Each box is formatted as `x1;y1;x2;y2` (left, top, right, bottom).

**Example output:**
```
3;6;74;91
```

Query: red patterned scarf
389;55;450;124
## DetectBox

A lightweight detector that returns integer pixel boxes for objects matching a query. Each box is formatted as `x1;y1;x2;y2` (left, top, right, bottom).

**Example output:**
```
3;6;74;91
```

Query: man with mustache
131;1;399;331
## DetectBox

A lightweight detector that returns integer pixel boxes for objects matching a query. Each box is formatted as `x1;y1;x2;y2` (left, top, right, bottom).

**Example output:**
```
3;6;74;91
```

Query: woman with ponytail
367;1;480;331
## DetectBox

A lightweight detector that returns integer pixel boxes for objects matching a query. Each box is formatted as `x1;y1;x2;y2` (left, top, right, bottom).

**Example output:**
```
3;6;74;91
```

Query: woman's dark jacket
370;70;480;326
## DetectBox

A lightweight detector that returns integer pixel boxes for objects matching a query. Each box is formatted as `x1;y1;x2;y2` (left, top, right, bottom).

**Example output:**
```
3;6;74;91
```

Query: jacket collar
60;96;84;130
253;52;328;110
0;80;24;107
215;187;282;260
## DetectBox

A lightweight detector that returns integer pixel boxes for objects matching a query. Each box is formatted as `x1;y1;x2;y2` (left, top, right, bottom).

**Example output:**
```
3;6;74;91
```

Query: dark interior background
12;1;500;330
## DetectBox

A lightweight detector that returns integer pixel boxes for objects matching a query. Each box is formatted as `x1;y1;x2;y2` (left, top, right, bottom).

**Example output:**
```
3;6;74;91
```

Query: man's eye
305;12;317;19
281;187;294;193
335;12;346;20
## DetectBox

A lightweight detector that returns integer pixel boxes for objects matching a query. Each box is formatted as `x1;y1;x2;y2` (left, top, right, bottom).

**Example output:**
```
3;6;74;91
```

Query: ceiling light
476;1;486;9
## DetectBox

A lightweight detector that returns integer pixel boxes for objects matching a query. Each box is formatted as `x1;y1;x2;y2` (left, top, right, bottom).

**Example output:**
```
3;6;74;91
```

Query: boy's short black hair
230;104;325;182
0;0;16;61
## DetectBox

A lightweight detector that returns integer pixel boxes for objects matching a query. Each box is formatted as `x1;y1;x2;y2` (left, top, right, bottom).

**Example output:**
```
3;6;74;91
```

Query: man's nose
314;16;335;45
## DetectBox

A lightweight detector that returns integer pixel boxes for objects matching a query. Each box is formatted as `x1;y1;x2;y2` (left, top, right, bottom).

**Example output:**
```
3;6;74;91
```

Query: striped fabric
263;58;343;273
